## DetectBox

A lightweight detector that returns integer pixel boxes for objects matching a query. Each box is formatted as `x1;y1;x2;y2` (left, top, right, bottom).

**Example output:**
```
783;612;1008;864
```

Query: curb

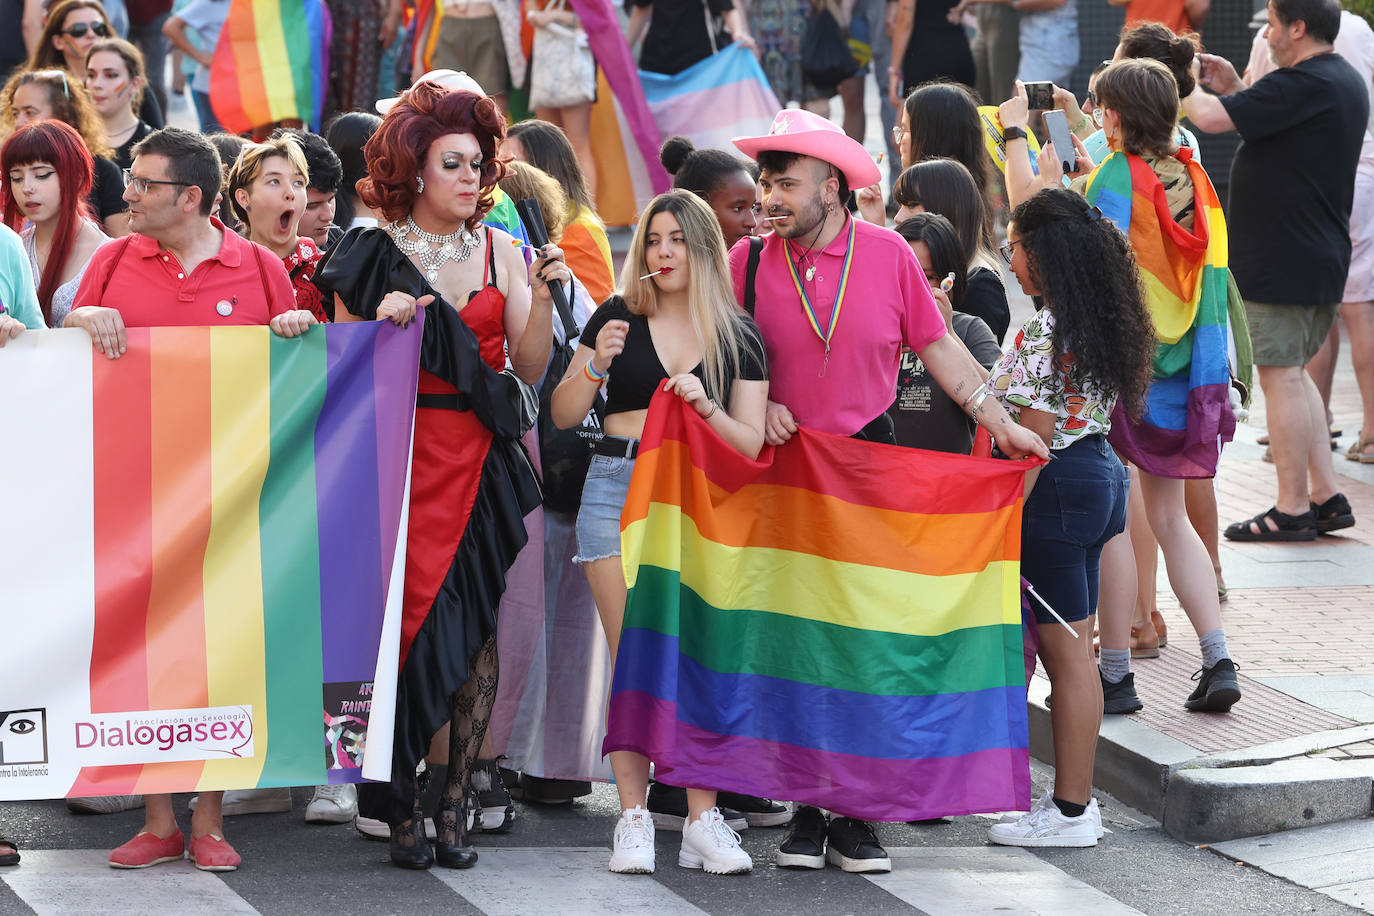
1025;678;1374;843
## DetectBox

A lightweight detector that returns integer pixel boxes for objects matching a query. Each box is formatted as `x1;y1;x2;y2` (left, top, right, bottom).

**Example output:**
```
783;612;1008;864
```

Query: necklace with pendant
387;216;479;284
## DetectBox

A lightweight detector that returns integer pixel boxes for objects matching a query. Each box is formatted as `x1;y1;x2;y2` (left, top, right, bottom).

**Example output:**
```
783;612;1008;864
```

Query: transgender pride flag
639;43;781;158
0;321;419;800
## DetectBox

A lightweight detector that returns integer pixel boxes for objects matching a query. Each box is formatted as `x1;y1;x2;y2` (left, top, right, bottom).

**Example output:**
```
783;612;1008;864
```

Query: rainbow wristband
584;360;608;383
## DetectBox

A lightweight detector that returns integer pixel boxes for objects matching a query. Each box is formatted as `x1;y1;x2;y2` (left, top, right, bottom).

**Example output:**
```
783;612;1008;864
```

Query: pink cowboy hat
733;109;881;190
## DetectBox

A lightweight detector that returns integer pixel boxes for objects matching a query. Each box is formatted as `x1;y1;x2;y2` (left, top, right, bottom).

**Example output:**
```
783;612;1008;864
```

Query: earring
416;175;424;194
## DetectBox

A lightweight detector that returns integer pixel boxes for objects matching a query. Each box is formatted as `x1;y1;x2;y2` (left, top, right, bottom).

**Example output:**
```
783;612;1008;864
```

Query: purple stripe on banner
607;691;1032;822
371;313;422;606
316;325;384;682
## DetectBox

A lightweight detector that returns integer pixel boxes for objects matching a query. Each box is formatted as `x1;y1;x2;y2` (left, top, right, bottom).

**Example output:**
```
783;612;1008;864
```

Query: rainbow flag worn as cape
0;321;420;800
604;389;1034;822
210;0;331;133
1085;150;1235;478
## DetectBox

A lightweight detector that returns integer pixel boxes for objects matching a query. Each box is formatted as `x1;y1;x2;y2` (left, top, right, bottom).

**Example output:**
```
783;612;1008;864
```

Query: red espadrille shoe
188;833;241;872
109;830;184;869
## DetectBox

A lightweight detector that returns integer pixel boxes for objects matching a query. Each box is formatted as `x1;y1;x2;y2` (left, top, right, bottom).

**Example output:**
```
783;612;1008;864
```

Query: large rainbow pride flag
209;0;331;133
1085;149;1235;478
0;321;420;800
604;390;1034;822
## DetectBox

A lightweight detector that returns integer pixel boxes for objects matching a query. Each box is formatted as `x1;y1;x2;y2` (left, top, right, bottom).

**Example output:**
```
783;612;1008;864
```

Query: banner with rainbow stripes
604;390;1034;822
0;320;420;800
209;0;330;133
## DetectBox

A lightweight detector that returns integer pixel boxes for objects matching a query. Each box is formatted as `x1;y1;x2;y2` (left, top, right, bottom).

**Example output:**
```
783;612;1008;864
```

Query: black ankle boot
434;788;478;869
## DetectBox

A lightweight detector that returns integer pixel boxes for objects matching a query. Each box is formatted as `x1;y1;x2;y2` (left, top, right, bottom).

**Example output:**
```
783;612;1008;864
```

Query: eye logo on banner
0;708;49;766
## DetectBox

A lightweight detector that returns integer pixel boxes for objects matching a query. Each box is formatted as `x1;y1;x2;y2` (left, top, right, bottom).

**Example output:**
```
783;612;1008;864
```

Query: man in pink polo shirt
65;128;316;872
68;127;314;354
727;109;1048;873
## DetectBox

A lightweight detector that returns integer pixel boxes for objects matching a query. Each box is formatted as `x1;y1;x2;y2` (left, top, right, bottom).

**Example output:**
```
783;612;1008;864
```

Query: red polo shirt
71;217;296;327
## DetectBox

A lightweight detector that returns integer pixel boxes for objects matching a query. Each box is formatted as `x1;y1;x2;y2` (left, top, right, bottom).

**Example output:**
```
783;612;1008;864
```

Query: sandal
1152;609;1168;646
0;837;18;867
1129;624;1160;658
1225;506;1318;542
1312;493;1355;534
1345;434;1374;464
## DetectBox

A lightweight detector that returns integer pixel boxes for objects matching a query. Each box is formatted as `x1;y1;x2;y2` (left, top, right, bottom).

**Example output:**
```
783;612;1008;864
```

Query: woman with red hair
315;80;557;871
2;119;110;328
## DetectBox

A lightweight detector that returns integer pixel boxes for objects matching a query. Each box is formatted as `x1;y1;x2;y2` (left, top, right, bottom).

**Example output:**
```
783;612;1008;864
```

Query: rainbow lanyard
784;216;855;377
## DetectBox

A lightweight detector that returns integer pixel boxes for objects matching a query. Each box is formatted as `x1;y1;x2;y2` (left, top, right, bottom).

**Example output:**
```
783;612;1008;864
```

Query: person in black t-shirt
1185;0;1362;541
626;0;757;76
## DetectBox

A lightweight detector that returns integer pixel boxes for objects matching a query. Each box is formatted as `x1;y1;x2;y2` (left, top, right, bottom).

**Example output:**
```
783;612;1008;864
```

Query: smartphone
1024;81;1056;110
1042;109;1077;175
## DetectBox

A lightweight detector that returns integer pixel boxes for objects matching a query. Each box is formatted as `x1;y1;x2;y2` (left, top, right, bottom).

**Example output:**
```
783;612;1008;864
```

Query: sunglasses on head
62;21;109;38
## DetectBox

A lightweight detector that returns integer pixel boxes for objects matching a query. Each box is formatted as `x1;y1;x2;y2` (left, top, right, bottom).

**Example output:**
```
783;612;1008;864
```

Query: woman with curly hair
314;79;554;871
986;187;1154;848
2;68;128;236
1003;57;1245;717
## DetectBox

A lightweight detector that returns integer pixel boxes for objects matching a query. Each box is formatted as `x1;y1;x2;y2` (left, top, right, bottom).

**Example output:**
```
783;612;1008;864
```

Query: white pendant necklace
388;216;479;284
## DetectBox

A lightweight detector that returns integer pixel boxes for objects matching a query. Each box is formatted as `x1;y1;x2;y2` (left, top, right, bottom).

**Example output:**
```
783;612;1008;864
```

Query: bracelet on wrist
702;399;720;420
583;360;608;383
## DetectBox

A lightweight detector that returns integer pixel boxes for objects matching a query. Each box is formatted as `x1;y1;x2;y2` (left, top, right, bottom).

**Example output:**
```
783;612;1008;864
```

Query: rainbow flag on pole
604;389;1034;822
209;0;331;133
1085;150;1235;478
0;321;420;800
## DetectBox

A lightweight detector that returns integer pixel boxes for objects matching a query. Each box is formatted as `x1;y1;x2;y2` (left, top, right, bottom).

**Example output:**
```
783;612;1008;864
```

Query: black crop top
579;296;768;416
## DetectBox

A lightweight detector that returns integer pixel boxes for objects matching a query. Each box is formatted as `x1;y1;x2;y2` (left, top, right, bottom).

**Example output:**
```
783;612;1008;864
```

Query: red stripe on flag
209;0;267;133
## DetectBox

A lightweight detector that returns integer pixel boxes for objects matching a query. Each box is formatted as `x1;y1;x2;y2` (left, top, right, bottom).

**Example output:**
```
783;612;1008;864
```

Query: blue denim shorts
1022;434;1128;625
573;450;637;564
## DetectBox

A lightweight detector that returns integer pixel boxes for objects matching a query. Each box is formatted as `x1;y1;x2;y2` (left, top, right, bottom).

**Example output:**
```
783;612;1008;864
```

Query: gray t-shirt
889;311;1001;454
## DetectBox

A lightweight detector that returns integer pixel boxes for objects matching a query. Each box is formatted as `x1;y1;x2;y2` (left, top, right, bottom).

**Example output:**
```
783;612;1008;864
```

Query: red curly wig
360;83;507;230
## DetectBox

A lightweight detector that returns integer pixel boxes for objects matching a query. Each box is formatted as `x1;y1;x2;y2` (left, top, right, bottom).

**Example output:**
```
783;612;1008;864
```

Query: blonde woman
550;190;768;876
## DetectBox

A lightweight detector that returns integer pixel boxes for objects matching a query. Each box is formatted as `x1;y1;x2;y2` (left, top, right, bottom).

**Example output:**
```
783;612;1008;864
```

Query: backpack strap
251;243;277;313
97;235;137;301
743;235;764;316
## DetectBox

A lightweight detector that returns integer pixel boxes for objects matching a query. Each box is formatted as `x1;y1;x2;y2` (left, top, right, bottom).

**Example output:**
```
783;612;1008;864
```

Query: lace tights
391;634;500;849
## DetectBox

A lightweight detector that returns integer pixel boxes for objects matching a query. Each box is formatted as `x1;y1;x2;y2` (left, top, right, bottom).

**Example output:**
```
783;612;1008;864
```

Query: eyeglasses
62;21;109;38
123;168;191;195
998;238;1026;264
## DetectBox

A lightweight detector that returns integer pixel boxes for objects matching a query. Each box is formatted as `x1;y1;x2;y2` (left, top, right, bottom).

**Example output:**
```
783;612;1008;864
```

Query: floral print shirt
284;236;328;323
989;307;1115;450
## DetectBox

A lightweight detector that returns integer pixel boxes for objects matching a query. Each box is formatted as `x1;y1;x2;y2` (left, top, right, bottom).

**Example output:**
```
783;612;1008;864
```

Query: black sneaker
825;817;891;873
511;774;591;806
1101;671;1144;715
716;791;792;827
472;758;515;832
1185;658;1241;712
775;804;827;869
646;782;746;831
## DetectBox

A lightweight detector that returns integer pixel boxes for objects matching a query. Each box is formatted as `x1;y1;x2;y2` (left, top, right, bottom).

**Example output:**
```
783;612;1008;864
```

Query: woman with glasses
2;119;111;328
84;37;153;170
1;68;130;236
27;0;164;129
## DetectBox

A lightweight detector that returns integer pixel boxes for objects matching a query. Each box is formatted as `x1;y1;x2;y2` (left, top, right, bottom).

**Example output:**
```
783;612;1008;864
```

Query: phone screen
1042;109;1077;175
1024;81;1055;110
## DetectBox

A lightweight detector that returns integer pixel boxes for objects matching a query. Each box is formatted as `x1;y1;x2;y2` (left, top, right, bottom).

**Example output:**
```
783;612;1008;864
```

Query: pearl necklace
387;216;480;283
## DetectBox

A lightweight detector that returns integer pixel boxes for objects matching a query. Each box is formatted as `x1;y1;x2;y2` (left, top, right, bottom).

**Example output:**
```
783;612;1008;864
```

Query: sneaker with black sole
715;792;792;827
1101;671;1144;714
826;817;891;873
774;804;827;869
1185;658;1241;712
471;759;515;833
646;783;747;831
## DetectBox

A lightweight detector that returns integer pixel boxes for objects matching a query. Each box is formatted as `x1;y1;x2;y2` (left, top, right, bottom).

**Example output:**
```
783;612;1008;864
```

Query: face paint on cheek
111;80;129;97
60;35;81;55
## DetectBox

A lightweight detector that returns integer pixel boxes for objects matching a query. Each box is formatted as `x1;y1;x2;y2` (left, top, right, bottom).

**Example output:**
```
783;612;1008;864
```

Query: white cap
375;69;486;115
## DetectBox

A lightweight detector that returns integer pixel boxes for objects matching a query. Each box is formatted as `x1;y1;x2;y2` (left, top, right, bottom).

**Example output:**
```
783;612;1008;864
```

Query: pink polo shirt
729;217;946;436
71;217;296;327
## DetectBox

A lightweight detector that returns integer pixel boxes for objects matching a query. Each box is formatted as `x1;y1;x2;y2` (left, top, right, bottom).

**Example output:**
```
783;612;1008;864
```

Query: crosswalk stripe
0;850;260;915
864;846;1147;915
425;847;707;915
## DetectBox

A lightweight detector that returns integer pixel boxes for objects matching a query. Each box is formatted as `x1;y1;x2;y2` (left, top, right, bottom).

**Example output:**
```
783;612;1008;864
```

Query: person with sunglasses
27;0;164;129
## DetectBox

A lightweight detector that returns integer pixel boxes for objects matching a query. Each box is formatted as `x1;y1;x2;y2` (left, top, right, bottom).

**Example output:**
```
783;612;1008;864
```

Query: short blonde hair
226;137;310;229
497;160;567;244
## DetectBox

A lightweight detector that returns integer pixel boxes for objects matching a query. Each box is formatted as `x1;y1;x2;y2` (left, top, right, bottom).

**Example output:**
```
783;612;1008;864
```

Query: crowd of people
2;0;1370;886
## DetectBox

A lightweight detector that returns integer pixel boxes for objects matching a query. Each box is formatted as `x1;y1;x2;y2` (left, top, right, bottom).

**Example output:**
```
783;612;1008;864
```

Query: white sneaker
355;815;439;840
679;807;753;874
305;784;358;824
67;795;145;815
609;806;656;874
999;794;1105;840
987;793;1098;848
188;787;292;816
1088;798;1105;838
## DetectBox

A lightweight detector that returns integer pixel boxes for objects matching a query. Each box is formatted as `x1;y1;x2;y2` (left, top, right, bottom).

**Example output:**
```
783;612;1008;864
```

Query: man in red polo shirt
68;127;314;354
65;128;316;872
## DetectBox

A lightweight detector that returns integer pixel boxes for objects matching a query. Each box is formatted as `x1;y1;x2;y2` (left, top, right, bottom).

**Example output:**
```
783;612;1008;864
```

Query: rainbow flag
0;321;420;800
210;0;331;133
639;43;780;160
604;390;1034;822
1085;150;1235;478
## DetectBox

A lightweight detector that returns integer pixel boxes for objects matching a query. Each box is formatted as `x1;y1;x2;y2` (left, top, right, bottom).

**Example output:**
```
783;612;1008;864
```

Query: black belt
594;436;640;459
417;393;471;411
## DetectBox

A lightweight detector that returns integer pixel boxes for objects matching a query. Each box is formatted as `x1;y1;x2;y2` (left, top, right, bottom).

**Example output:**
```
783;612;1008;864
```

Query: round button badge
216;300;233;317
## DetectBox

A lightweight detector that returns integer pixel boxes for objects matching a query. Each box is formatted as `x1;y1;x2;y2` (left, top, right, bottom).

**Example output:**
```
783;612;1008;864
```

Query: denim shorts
573;450;637;564
1021;434;1128;625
